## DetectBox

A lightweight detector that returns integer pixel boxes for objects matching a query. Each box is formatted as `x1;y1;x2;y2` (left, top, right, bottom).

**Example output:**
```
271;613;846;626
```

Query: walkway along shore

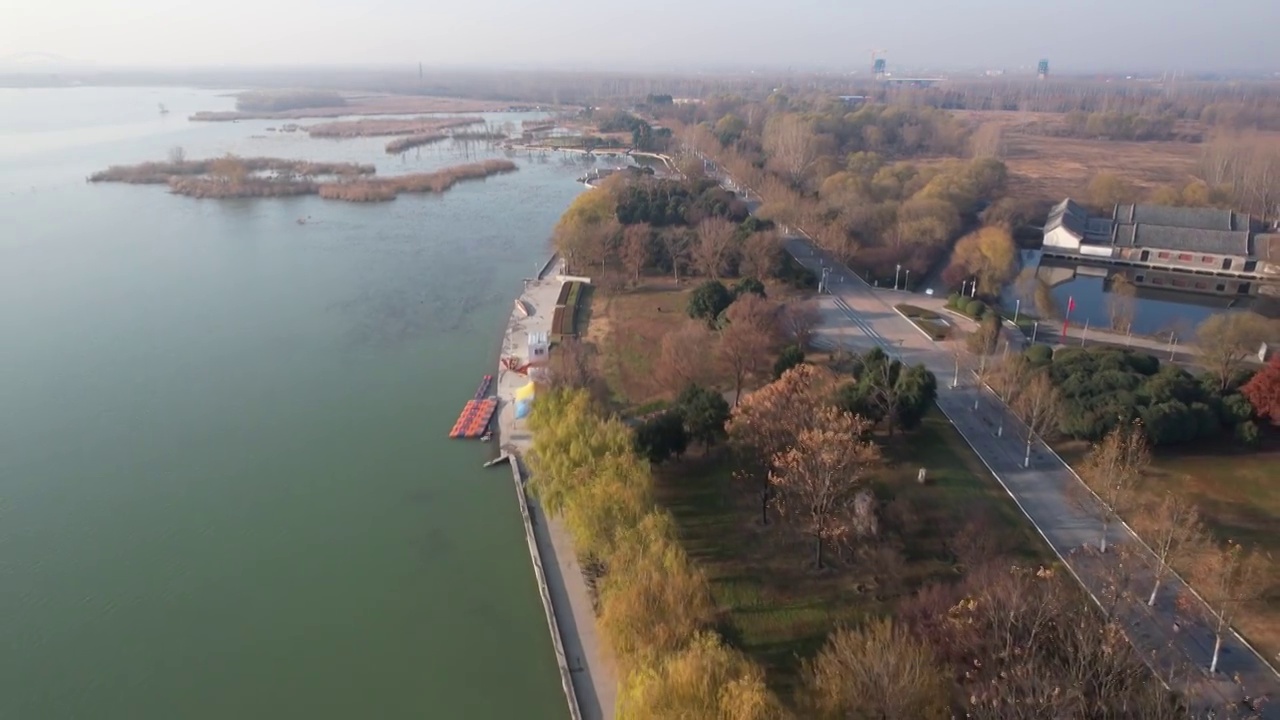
494;254;616;720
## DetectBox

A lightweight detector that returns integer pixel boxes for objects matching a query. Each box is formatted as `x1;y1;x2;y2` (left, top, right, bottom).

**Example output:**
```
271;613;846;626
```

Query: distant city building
1042;199;1280;293
1038;59;1050;79
671;97;702;105
837;95;868;107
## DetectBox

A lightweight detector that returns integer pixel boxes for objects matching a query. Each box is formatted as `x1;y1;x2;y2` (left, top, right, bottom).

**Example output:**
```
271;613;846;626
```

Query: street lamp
1013;298;1021;325
894;264;902;291
904;269;911;290
1031;320;1039;344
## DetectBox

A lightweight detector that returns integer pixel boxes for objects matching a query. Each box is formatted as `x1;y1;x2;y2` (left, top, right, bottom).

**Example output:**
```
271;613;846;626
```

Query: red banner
1061;296;1075;339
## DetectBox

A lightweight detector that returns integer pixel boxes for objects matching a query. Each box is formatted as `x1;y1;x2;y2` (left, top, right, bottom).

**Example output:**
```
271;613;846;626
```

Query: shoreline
494;254;616;720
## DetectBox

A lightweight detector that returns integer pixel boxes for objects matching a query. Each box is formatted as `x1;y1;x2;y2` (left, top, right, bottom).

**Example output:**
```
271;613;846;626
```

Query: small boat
480;431;493;443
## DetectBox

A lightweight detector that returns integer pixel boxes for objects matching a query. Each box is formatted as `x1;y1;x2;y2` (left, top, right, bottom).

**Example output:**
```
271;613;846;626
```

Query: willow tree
616;632;787;720
801;619;950;720
552;188;616;274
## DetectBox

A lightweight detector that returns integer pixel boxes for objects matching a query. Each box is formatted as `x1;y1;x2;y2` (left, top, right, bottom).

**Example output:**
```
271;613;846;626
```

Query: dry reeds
384;133;448;154
318;159;518;202
90;157;375;184
306;116;482;138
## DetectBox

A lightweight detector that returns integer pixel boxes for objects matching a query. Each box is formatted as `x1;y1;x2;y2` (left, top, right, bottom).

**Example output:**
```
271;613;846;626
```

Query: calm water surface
0;87;593;719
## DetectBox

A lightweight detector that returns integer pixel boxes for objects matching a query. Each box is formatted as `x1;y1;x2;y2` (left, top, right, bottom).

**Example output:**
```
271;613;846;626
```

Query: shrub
1234;420;1261;448
946;292;963;310
774;344;806;379
965;300;987;318
1024;344;1053;365
687;281;733;326
733;277;767;299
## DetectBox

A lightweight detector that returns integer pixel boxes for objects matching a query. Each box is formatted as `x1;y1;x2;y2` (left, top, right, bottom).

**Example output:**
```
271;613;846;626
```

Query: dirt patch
589;279;694;408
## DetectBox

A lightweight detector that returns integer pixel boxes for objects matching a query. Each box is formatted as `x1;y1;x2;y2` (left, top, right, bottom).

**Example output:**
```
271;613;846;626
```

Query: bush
965;300;987;318
1220;393;1255;426
1235;420;1262;448
946;292;963;310
774;344;806;379
733;277;767;299
687;281;733;326
1024;344;1053;365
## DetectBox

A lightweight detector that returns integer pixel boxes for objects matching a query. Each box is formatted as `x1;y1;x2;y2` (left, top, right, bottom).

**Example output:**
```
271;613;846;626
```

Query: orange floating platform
449;397;498;439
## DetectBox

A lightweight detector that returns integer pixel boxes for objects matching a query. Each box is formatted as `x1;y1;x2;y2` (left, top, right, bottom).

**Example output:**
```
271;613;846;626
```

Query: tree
769;407;880;568
773;344;805;379
634;412;688;464
947;225;1017;295
990;354;1032;438
1106;275;1138;334
167;145;186;165
856;349;937;436
692;217;736;279
778;300;819;349
553;188;616;273
659;228;690;282
1194;312;1276;391
676;385;730;451
1087;171;1138;209
620;222;653;284
1240;353;1280;422
616;632;785;720
733;277;766;299
1077;420;1150;553
657;321;717;392
728;364;839;524
741;230;782;280
764;114;820;186
688;280;734;326
801;619;950;720
1015;372;1063;468
717;294;781;406
210;154;248;185
548;338;596;393
1132;492;1206;607
1190;541;1271;674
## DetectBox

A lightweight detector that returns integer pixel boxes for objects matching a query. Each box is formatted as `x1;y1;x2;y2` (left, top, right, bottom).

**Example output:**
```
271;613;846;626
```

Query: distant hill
0;52;95;71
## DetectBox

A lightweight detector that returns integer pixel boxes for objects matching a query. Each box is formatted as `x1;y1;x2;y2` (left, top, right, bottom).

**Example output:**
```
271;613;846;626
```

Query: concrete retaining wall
508;455;584;720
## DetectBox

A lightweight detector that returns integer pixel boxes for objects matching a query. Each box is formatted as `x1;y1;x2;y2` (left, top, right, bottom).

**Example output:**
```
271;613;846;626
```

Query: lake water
0;87;594;719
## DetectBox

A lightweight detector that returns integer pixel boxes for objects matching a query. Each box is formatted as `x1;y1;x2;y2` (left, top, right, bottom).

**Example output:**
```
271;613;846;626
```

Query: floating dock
449;397;498;439
474;374;493;399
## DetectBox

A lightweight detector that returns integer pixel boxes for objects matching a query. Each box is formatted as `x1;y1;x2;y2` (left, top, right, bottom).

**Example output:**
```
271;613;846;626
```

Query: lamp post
1031;320;1039;344
894;264;902;291
904;269;911;291
1013;298;1021;324
952;353;960;389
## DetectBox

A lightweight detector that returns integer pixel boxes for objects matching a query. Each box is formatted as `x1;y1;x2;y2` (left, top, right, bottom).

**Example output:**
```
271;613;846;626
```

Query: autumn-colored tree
1240;352;1280;422
656;321;718;392
620;222;653;284
1194;311;1277;391
1076;420;1150;553
1132;492;1206;607
547;338;596;393
717;294;781;406
210;154;248;185
692;217;737;279
947;225;1017;294
553;188;616;274
800;619;950;720
616;632;787;720
1190;541;1272;674
1086;171;1138;210
727;364;839;524
989;354;1032;438
1015;371;1063;468
769;407;880;568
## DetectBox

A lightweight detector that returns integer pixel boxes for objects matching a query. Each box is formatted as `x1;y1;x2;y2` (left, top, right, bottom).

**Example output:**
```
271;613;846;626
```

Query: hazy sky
3;0;1279;72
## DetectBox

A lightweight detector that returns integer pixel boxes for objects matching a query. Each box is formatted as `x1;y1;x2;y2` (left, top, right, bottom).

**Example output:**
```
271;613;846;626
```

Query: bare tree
620;222;652;285
548;338;595;392
1106;275;1138;335
1132;492;1207;607
1076;420;1150;553
1194;312;1277;391
717;294;781;406
656;321;717;393
740;230;782;280
763;114;820;187
769;407;879;569
1014;372;1063;468
778;300;819;349
1190;541;1271;674
659;228;690;283
167;145;186;165
692;217;737;280
800;618;950;720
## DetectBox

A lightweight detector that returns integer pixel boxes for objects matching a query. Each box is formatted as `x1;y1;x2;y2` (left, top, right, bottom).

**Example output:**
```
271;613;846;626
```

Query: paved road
785;236;1280;718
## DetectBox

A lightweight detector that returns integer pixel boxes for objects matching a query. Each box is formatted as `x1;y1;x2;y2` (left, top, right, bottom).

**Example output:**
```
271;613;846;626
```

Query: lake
0;86;594;719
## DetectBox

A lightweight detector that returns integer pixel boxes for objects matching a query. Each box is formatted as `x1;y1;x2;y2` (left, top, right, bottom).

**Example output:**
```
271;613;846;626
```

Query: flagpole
1061;296;1075;344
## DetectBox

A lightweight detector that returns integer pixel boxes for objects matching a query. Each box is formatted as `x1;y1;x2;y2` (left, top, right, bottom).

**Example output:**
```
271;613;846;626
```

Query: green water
0;87;592;718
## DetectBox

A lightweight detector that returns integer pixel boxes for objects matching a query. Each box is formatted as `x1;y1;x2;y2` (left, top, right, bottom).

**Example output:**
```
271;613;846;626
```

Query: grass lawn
895;303;952;340
653;409;1052;701
581;279;694;410
1057;438;1280;667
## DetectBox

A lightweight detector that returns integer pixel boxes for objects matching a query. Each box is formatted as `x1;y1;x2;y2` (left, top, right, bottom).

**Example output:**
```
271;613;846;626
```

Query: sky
2;0;1279;73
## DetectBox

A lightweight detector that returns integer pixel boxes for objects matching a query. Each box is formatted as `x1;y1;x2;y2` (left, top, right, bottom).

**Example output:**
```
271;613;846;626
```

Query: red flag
1062;295;1075;339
